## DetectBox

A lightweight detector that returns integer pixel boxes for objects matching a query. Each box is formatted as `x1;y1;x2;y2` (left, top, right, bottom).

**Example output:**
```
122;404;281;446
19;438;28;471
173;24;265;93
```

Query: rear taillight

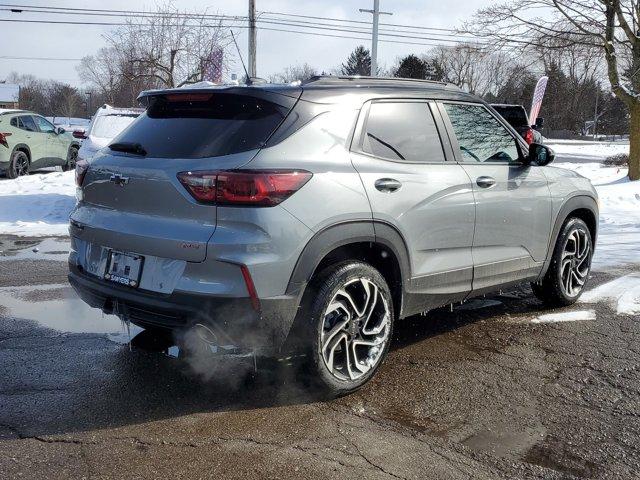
524;128;534;145
0;132;12;148
177;170;312;207
73;130;87;139
75;159;89;186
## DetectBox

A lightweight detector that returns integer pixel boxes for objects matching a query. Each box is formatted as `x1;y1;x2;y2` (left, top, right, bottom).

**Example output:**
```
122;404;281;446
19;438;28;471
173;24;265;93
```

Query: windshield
91;114;139;139
112;92;291;159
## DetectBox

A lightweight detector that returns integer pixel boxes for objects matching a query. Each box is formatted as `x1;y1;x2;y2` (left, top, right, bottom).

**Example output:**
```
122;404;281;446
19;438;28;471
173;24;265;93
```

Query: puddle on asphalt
0;237;70;262
0;283;254;365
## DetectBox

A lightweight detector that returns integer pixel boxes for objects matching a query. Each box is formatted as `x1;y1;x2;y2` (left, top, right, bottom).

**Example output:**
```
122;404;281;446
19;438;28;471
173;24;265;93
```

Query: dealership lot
0;236;639;479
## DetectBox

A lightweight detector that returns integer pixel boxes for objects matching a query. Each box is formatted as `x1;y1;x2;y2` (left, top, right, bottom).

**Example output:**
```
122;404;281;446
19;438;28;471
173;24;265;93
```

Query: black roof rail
302;75;458;89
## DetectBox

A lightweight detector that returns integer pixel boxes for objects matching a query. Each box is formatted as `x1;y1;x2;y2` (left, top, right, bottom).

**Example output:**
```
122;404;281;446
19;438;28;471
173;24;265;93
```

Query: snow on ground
547;139;629;162
553;162;640;271
532;310;596;323
580;274;640;315
0;171;75;236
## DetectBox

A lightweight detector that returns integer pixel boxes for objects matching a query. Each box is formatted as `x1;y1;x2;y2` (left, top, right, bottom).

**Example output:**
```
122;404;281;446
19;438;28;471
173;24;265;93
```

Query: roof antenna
230;30;251;86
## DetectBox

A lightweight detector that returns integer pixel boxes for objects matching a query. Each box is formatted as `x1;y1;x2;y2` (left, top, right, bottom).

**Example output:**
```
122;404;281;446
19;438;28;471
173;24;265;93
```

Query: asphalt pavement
0;235;639;479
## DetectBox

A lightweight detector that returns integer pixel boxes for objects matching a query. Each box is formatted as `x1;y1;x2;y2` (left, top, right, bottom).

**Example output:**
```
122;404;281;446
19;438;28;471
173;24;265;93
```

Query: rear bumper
68;263;300;354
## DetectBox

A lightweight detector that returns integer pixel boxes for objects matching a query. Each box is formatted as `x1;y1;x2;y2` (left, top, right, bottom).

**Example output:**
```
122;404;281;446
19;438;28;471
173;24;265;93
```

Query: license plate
104;250;143;287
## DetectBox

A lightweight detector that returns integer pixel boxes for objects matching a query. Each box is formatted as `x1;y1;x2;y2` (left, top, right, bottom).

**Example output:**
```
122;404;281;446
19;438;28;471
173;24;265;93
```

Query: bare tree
78;2;233;105
466;0;640;180
268;63;318;83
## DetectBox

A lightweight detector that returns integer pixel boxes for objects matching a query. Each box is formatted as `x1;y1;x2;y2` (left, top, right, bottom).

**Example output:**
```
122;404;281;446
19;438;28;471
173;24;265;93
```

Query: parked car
491;104;544;145
46;116;90;140
69;77;598;394
0;109;80;178
77;105;143;161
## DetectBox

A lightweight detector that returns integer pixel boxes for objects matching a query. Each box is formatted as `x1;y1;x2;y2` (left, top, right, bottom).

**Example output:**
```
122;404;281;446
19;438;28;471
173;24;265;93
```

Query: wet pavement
1;236;640;479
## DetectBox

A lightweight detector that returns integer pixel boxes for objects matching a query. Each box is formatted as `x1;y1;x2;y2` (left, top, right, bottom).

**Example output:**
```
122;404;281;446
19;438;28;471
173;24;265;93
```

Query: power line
0;55;82;60
0;8;489;46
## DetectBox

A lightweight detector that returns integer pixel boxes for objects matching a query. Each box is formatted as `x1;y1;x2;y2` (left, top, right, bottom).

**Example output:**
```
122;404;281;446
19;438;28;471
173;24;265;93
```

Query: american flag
203;48;224;83
529;76;548;125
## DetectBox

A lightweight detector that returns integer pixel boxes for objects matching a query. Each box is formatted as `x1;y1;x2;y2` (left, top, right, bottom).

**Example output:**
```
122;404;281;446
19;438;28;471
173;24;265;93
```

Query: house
0;83;19;108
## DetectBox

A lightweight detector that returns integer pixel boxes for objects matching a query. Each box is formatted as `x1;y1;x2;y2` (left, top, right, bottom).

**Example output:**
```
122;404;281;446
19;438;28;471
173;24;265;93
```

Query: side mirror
526;142;554;166
56;126;66;135
534;117;544;130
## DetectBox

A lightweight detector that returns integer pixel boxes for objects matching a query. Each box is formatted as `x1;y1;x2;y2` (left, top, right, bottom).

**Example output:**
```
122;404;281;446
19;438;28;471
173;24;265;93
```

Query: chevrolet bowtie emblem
109;173;129;187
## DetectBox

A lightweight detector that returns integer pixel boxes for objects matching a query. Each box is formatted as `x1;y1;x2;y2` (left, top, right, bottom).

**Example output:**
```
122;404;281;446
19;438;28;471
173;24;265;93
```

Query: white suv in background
77;105;143;161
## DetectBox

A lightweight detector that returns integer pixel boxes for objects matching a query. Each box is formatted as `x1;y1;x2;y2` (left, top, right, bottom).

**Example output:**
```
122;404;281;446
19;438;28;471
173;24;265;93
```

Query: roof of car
0;108;31;115
138;75;480;105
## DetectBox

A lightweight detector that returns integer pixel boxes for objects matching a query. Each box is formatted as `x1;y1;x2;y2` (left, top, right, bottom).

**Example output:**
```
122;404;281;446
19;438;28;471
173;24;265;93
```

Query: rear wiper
109;142;147;156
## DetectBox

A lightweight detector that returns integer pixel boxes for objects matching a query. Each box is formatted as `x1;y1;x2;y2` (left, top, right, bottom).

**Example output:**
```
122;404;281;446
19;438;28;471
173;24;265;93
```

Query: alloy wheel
320;277;391;381
560;228;591;297
13;155;28;177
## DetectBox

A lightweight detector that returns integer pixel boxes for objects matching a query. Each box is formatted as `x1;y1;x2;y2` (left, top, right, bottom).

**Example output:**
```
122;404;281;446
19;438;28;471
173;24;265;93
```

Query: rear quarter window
113;93;291;159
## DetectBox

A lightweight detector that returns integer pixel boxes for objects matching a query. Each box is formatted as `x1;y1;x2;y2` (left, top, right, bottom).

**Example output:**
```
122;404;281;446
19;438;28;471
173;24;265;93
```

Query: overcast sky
0;0;491;86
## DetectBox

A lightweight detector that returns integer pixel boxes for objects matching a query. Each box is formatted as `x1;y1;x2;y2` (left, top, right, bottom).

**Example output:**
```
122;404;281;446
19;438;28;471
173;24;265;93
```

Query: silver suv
69;77;598;394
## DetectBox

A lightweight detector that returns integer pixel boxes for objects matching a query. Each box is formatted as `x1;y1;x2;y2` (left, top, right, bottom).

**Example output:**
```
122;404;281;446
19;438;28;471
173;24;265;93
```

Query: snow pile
580;274;640;315
554;162;640;270
532;310;596;323
0;171;75;236
547;140;629;161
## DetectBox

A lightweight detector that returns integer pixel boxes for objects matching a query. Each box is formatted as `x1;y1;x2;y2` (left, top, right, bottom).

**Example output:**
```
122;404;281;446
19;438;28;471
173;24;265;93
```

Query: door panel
19;116;47;168
439;102;552;291
350;100;475;312
32;116;60;167
461;163;552;289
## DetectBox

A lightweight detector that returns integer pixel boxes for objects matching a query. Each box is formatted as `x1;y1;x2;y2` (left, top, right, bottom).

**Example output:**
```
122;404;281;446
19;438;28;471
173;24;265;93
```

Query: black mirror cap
534;117;545;129
527;142;554;166
56;127;66;135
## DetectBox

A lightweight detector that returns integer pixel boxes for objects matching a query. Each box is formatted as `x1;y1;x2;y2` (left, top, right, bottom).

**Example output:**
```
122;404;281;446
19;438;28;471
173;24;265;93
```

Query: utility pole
248;0;257;79
359;0;392;76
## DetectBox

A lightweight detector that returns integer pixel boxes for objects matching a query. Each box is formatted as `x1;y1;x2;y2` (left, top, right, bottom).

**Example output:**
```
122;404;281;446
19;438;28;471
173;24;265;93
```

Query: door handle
375;178;402;193
476;176;496;188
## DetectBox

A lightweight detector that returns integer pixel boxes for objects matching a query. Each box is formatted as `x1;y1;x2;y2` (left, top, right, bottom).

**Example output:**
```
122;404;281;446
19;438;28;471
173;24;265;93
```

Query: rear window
113;93;290;159
91;114;139;139
492;106;529;128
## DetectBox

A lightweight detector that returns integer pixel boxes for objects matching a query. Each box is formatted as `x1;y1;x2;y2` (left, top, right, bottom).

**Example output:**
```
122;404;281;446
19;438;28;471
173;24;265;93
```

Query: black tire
6;150;30;179
62;146;79;172
299;261;394;396
532;217;593;307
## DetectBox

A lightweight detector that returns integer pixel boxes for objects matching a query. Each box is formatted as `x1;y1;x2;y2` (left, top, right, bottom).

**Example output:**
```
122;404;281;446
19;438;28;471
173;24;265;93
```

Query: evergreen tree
341;46;371;76
394;55;428;79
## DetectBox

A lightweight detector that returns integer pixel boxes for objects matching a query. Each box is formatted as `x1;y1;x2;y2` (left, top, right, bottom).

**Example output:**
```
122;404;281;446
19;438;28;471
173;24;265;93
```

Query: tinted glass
21;116;38;132
444;104;521;163
492;105;529;128
34;115;56;133
114;93;290;159
362;102;445;162
10;117;17;127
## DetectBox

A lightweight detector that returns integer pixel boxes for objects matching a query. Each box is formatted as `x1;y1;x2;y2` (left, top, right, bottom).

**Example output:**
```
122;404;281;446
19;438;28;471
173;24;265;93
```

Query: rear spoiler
137;86;302;108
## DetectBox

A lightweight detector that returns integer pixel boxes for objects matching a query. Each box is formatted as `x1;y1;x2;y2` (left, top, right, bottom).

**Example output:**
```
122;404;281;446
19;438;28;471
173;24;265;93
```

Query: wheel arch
538;195;598;280
285;220;411;320
11;143;31;161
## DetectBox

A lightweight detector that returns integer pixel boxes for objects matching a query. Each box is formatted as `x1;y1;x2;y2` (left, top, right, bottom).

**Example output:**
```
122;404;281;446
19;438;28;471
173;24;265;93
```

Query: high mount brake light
75;159;89;187
177;170;313;207
164;93;214;103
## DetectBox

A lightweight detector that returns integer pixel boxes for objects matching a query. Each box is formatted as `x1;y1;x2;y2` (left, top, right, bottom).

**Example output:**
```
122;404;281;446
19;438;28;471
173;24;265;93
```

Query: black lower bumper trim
68;263;299;352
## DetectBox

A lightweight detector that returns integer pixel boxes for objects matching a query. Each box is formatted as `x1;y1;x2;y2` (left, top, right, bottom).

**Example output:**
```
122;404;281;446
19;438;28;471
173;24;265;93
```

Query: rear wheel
62;146;78;172
532;217;593;307
301;261;394;396
6;151;29;179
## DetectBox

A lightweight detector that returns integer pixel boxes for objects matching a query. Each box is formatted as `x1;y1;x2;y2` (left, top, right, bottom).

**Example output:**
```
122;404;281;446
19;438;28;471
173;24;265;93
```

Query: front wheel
532;217;593;307
62;146;78;172
302;261;394;396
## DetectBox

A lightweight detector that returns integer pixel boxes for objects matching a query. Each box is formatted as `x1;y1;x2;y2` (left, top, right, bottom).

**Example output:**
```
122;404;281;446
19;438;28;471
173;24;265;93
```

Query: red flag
529;76;548;125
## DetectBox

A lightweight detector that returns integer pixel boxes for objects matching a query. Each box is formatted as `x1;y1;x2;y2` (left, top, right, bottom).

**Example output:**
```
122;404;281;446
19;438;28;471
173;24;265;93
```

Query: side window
362;102;446;163
10;117;17;128
34;116;56;134
443;103;521;164
20;116;38;132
